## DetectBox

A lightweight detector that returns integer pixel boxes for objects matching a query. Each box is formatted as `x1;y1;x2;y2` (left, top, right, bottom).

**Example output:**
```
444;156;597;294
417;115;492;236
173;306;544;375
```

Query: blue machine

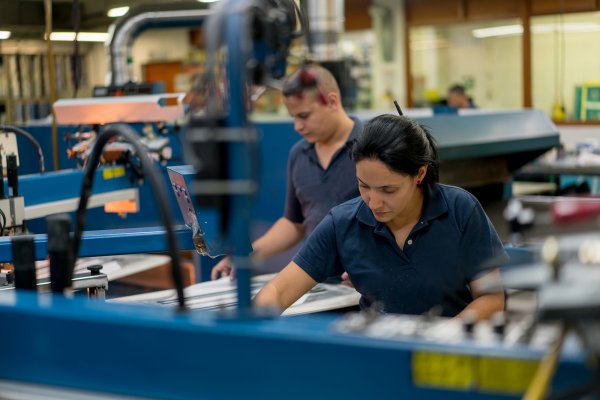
0;166;193;261
0;290;594;400
1;1;594;399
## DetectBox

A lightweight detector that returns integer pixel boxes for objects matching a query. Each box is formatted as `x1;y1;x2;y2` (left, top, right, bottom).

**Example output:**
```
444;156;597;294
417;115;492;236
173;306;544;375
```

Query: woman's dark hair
352;114;439;185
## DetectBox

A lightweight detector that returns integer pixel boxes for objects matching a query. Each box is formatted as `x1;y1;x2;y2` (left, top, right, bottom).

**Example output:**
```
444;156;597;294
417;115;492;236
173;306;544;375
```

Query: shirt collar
356;183;448;228
421;183;448;222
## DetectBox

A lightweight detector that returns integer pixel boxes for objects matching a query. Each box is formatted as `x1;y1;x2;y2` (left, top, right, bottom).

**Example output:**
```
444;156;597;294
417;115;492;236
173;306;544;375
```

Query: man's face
447;92;467;108
283;93;334;144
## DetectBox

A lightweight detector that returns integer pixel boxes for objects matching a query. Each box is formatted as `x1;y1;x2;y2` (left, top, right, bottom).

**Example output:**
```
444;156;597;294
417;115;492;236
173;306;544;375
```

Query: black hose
0;125;45;174
71;0;82;98
0;208;5;236
72;124;186;310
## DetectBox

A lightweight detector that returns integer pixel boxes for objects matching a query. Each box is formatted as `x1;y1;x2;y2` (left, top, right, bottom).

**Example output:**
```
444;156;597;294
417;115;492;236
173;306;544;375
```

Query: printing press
0;1;598;399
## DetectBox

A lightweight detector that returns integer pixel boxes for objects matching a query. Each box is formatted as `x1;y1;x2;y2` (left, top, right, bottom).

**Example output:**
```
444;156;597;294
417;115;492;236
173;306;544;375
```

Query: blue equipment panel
0;291;592;400
412;110;559;161
18;167;134;207
0;226;193;262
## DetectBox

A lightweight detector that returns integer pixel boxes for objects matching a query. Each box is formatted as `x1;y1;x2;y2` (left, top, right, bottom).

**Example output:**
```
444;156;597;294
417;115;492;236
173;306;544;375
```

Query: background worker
211;63;362;279
447;83;476;109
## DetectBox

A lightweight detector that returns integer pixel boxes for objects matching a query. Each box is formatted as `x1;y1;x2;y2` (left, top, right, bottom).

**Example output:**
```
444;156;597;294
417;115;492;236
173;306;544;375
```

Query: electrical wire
72;124;186;310
553;1;566;113
0;125;45;173
559;1;565;113
71;0;82;98
290;0;306;38
0;208;6;236
553;15;559;106
197;0;303;116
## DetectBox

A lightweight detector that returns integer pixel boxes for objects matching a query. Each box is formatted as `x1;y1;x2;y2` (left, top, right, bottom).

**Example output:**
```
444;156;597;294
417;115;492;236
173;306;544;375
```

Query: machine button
87;265;103;276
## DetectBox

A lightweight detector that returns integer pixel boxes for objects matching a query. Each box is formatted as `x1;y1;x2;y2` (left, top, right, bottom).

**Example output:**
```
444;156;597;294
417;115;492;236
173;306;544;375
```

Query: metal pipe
44;0;59;170
305;0;344;60
107;1;212;86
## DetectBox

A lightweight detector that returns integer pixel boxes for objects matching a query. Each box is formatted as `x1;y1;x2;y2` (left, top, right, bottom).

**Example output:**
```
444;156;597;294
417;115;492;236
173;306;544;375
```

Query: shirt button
407;239;413;245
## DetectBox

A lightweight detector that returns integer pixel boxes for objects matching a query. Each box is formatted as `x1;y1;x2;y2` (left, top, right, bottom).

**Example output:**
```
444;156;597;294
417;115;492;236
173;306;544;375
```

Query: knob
87;265;103;276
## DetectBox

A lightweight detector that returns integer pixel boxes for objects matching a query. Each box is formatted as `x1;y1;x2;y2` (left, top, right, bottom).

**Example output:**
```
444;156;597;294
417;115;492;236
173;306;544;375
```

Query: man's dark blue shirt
284;117;362;235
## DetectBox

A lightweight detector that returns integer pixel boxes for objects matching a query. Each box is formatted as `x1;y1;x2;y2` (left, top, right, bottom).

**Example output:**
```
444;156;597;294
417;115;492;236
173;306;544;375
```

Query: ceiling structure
0;0;210;39
0;0;372;40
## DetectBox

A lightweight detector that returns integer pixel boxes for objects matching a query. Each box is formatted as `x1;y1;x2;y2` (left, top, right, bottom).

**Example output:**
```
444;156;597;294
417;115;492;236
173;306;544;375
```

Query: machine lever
47;214;73;294
11;235;37;291
6;154;18;197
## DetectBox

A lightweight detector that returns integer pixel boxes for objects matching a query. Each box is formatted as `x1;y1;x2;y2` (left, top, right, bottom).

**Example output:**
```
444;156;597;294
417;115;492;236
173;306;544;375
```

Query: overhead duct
304;0;344;61
304;0;357;109
107;1;212;86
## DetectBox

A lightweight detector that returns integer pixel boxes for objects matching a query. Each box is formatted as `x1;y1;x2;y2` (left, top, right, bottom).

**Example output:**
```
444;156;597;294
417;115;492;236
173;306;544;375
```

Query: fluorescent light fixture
473;22;600;38
198;0;220;3
107;6;129;18
472;25;523;38
50;32;109;42
0;31;10;40
533;22;600;33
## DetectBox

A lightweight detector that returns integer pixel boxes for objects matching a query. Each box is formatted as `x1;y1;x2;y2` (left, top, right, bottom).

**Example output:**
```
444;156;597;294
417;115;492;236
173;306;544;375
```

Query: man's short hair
448;84;466;96
282;63;341;98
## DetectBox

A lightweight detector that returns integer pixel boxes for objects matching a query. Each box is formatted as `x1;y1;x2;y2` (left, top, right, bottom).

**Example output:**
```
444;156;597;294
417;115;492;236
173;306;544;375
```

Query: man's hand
211;256;236;280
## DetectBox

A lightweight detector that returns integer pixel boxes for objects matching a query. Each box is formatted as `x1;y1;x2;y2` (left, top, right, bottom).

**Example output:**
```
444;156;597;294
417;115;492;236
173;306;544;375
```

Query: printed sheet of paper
111;274;360;316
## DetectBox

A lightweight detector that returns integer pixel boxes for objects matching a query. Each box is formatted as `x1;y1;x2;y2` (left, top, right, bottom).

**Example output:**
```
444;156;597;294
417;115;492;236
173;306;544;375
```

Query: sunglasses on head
282;67;328;105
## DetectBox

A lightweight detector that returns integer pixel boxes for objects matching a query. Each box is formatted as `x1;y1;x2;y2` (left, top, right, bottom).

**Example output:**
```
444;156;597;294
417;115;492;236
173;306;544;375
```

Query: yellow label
413;351;477;390
478;357;539;394
102;166;126;180
412;351;539;395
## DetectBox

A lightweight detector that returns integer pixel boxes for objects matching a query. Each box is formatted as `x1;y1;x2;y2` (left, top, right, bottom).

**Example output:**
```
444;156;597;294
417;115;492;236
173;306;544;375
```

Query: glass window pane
410;20;522;109
531;12;600;121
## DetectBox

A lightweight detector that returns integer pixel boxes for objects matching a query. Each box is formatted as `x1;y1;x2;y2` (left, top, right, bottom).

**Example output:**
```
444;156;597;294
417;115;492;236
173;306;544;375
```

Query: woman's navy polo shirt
293;183;509;317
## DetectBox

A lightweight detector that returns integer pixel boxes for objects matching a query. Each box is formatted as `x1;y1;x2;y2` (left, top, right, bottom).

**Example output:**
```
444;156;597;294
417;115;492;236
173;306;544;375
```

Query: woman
254;114;507;319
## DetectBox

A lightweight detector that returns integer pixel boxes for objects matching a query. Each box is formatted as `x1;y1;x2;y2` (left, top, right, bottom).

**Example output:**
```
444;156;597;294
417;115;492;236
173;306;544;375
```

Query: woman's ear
417;165;427;182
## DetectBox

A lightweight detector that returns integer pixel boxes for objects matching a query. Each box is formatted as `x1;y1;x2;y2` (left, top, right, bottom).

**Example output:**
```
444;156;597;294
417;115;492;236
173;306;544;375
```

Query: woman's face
356;159;426;225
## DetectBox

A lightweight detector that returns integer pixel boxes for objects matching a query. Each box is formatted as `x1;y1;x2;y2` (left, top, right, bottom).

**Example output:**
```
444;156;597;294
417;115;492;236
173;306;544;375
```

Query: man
211;63;362;279
447;84;475;109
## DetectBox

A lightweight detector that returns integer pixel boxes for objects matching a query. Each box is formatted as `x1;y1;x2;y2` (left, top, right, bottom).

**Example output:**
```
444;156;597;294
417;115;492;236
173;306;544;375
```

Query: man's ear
327;92;340;109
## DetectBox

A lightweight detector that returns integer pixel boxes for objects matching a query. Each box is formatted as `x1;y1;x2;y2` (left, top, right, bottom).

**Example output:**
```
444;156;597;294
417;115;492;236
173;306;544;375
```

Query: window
409;20;522;109
531;12;600;121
